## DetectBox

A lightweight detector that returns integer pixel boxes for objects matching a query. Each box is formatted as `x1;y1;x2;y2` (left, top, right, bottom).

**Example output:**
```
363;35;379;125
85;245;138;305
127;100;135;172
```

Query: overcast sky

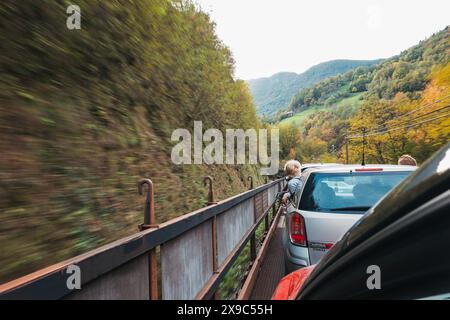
196;0;449;80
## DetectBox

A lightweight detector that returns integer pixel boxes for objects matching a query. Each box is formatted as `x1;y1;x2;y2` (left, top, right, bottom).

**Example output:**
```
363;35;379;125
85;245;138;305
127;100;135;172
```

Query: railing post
204;176;217;207
204;176;220;300
248;176;257;262
247;176;254;190
267;202;274;232
273;181;282;224
204;176;218;271
138;179;159;300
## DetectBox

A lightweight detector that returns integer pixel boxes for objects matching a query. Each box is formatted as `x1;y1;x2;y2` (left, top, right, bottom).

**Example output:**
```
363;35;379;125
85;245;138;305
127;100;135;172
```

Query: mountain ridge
247;59;383;117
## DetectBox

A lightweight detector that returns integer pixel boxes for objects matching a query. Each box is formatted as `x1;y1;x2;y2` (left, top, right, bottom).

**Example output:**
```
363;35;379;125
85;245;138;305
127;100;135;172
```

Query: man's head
284;160;302;177
398;154;417;166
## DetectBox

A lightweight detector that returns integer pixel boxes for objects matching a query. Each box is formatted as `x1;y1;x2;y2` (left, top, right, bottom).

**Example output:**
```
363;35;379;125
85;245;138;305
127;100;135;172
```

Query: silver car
300;163;340;173
283;164;417;273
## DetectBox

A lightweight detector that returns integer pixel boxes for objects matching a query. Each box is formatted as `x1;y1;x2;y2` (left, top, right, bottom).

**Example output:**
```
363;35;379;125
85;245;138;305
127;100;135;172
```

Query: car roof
300;163;340;172
304;164;417;173
299;143;450;297
301;163;340;167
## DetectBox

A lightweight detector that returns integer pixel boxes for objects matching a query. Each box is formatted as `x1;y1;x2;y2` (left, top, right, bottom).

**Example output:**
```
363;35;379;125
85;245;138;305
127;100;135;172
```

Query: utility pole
330;144;337;154
362;127;367;166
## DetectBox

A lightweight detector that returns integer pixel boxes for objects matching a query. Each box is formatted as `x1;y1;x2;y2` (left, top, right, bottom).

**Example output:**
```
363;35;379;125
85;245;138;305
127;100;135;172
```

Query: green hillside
247;59;382;118
280;93;363;126
277;27;449;164
0;1;264;283
289;28;449;114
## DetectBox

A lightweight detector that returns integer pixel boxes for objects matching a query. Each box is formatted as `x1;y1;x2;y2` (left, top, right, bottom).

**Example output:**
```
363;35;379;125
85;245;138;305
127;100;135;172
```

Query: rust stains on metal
247;176;254;190
2;178;285;300
138;178;158;300
204;176;219;296
211;216;219;274
203;176;218;206
138;179;158;230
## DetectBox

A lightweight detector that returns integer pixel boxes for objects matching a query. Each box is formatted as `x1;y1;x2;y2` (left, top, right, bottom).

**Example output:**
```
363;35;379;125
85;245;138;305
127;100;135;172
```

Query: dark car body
273;143;450;299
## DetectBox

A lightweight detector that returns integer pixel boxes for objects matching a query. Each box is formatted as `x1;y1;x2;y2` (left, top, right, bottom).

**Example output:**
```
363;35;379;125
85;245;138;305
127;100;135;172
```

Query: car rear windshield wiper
329;206;371;211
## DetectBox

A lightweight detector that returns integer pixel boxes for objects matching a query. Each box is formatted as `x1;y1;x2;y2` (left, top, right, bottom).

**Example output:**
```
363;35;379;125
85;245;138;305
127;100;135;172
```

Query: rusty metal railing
137;179;159;300
0;176;285;300
194;175;283;300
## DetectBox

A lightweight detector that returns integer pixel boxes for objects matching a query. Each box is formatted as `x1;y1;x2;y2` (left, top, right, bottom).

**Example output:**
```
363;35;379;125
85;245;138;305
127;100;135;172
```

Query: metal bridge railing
0;177;286;300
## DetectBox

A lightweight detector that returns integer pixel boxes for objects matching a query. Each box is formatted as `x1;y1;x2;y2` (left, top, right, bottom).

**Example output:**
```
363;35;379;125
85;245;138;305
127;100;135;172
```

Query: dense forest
277;27;449;164
247;59;381;118
0;0;263;283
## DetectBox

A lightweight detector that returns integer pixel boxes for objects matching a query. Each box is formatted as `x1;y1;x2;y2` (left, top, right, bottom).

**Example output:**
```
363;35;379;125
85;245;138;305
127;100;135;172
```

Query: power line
346;95;450;136
347;112;450;139
386;94;450;123
381;104;450;128
349;112;450;138
350;104;449;137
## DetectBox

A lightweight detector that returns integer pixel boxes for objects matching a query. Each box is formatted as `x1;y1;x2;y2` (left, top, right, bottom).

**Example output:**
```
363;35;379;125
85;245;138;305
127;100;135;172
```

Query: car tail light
290;212;306;246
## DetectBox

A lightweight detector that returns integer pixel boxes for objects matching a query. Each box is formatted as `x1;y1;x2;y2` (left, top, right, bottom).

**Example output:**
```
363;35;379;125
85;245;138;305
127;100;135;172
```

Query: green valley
274;27;449;165
247;59;382;118
279;93;364;126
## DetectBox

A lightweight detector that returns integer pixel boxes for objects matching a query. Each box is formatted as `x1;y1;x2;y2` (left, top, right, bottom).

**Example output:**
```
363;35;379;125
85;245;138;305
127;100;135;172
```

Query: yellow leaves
321;127;335;141
319;153;339;163
430;63;450;88
279;123;301;158
421;63;450;107
412;63;450;144
347;61;450;164
287;148;296;160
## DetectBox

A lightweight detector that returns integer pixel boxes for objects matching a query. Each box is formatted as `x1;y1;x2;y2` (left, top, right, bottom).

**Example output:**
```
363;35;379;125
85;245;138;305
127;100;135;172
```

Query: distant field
279;105;326;126
279;93;363;127
334;92;364;109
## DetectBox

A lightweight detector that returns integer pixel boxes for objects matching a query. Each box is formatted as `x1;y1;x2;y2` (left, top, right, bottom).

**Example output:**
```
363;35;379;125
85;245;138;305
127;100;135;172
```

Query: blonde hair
398;154;417;166
284;160;302;177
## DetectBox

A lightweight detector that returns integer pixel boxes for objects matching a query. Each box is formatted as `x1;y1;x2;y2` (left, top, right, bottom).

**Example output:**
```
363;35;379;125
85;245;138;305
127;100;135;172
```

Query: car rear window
298;171;411;213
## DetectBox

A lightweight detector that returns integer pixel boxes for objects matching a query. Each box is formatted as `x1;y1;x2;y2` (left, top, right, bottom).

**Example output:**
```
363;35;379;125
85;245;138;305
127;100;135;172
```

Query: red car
272;265;316;300
273;144;450;300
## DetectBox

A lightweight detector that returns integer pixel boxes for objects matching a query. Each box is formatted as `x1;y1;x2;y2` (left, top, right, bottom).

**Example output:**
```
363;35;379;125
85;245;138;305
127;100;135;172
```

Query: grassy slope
279;93;363;126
